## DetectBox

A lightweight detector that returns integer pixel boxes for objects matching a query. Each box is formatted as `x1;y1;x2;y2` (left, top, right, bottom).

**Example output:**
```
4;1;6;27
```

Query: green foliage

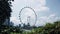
0;0;14;25
0;20;60;34
26;21;60;34
0;0;14;34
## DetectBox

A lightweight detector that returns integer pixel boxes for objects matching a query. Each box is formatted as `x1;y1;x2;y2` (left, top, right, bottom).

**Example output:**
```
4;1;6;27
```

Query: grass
10;32;20;34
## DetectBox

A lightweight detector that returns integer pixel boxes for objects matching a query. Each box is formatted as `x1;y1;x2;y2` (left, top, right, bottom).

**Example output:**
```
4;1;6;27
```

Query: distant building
3;18;14;27
22;23;32;30
19;24;21;27
10;22;14;27
3;18;10;26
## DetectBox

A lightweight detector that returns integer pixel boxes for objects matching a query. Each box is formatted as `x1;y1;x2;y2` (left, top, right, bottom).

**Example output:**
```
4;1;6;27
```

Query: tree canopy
0;0;14;25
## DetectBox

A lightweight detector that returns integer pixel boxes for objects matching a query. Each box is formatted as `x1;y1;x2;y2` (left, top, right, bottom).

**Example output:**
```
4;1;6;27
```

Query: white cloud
10;17;21;26
25;0;49;12
35;13;60;26
50;14;55;17
11;0;50;26
40;14;56;22
12;0;49;12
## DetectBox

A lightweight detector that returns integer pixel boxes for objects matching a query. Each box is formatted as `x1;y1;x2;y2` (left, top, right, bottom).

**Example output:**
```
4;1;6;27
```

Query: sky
10;0;60;26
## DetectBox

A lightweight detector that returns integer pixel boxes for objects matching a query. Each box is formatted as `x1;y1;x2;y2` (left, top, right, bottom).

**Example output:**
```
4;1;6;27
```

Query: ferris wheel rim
19;7;37;26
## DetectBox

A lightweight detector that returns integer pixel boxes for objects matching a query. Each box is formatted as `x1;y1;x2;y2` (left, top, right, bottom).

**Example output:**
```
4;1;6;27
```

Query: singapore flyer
19;7;37;26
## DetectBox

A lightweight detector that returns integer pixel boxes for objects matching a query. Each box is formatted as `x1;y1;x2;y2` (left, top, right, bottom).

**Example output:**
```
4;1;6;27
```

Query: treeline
27;21;60;34
0;20;60;34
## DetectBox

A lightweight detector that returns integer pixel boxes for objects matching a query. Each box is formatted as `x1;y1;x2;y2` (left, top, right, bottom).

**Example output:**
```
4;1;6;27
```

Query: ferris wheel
19;7;37;26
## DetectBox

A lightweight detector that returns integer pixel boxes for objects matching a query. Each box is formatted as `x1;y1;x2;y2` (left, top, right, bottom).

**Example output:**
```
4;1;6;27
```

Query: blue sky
10;0;60;26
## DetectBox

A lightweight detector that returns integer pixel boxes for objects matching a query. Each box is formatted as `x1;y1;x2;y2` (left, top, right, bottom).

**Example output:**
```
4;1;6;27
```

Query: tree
54;21;60;28
49;21;60;34
0;0;14;34
0;0;14;25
